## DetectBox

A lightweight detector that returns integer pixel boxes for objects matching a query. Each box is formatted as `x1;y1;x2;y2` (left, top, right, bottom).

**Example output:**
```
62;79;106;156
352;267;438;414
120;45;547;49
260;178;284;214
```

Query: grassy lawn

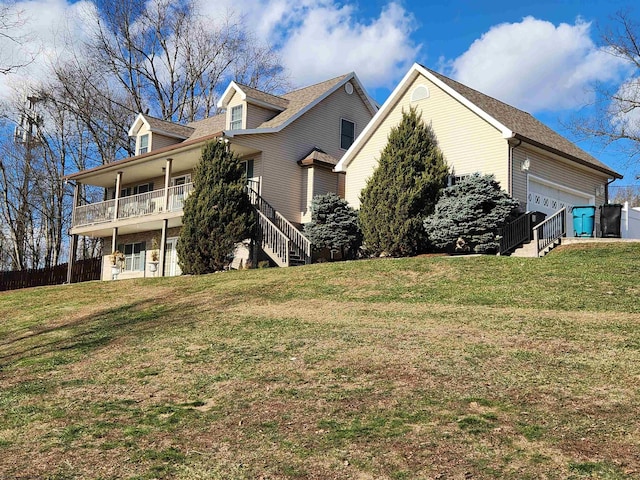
0;242;639;479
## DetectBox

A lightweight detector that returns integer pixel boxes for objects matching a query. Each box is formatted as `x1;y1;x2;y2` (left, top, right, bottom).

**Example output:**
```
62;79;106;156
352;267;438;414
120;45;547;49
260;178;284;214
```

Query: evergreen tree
304;193;362;260
424;173;521;253
178;140;256;273
359;107;449;256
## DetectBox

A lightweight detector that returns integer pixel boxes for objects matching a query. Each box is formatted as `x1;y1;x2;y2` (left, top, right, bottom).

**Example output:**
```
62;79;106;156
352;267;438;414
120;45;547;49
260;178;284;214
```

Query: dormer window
341;119;355;150
230;105;243;130
138;134;149;155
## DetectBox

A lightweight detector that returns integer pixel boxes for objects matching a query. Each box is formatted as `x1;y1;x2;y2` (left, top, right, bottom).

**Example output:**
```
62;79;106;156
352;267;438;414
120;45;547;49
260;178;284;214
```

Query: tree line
0;0;288;271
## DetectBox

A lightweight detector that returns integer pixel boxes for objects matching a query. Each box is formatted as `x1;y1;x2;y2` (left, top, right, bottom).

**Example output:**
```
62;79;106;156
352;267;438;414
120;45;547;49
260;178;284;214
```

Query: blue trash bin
572;205;596;237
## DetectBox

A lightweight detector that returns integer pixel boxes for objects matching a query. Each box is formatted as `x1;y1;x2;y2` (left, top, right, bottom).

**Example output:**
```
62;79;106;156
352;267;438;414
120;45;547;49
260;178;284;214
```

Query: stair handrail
499;212;531;255
533;208;566;256
255;209;289;266
246;184;312;265
274;211;312;264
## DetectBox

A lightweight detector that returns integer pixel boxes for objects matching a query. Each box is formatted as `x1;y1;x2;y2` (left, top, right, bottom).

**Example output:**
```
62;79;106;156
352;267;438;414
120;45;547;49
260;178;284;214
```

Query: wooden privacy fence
0;257;102;292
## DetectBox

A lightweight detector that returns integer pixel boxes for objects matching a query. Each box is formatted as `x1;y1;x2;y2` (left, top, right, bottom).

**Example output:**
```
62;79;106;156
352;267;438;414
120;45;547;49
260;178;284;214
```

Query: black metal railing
499;213;531;254
533;208;566;256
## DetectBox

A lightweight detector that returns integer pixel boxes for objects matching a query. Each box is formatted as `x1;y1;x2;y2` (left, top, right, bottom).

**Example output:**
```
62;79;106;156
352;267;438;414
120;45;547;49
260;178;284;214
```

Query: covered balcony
72;183;193;228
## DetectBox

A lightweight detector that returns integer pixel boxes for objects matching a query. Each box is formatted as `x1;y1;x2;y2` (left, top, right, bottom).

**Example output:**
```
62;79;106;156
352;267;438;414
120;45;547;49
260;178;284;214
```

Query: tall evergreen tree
359;107;449;256
304;193;362;260
424;173;521;253
178;140;255;274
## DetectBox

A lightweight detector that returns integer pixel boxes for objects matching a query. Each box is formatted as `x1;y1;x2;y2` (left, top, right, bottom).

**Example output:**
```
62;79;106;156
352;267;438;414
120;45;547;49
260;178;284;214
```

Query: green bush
304;193;362;260
178;140;256;273
424;173;521;253
359;107;449;257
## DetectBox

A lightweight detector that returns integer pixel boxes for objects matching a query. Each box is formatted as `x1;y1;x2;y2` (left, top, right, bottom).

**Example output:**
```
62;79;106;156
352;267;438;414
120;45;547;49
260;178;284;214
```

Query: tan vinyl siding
151;133;181;151
247;104;279;129
514;146;609;206
300;166;340;223
300;167;313;223
313;167;339;198
232;86;373;223
345;73;507;208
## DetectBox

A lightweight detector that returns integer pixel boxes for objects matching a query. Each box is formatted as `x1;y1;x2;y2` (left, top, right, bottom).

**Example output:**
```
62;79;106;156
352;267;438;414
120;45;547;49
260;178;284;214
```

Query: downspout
508;137;522;198
604;177;616;205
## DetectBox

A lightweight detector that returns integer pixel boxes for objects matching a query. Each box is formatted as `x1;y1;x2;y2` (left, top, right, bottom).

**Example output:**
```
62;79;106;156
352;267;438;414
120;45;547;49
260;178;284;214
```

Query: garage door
527;178;593;237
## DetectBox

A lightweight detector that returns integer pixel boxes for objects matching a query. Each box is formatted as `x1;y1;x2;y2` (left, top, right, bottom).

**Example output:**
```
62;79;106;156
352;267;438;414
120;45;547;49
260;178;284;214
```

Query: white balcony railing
72;183;194;228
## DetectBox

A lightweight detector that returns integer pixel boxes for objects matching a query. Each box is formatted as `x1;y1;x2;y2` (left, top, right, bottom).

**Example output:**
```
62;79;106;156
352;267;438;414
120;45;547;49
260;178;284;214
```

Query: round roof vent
344;82;354;95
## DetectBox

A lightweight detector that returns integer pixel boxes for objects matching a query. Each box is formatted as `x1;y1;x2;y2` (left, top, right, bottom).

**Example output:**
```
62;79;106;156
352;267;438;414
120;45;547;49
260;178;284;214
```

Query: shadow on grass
0;298;190;369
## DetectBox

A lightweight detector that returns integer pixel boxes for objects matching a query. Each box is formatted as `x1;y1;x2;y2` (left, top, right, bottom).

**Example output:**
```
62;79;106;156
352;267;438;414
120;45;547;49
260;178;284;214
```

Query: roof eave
64;131;223;181
515;134;623;179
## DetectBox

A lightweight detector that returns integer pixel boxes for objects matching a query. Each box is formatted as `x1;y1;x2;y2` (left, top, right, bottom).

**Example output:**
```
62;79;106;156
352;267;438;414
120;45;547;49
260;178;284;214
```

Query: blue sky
1;0;638;185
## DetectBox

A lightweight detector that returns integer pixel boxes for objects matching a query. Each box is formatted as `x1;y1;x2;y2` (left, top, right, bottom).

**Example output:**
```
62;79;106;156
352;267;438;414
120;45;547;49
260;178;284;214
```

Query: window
117;242;146;271
120;182;153;198
138;134;149;155
341;119;355;150
171;174;191;186
230;105;243;130
447;174;469;187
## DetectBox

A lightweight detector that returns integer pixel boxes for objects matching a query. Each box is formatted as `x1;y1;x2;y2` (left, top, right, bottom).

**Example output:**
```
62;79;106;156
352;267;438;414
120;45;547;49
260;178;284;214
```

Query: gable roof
222;72;377;137
127;113;194;139
336;63;621;179
218;81;289;111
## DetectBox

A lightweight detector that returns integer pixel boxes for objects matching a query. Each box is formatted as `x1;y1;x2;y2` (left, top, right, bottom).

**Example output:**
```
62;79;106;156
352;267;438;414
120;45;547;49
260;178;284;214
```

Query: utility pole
12;93;42;270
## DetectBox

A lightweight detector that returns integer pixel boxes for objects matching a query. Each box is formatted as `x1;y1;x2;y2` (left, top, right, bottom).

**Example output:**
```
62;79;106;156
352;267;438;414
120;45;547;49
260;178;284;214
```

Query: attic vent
411;85;430;102
344;82;354;95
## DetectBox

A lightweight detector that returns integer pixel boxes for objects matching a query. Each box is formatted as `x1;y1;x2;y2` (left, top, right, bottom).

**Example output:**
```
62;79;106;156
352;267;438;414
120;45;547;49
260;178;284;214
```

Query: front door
164;237;182;276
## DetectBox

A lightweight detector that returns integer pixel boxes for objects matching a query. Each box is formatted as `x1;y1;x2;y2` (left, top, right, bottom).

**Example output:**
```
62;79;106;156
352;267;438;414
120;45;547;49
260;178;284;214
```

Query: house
335;63;623;242
65;73;377;280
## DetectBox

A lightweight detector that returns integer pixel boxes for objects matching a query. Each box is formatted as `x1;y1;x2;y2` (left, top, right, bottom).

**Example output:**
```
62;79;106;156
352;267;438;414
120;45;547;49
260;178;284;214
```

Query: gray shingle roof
144;115;194;138
258;74;351;129
425;66;621;178
187;114;226;140
297;147;339;167
233;83;290;110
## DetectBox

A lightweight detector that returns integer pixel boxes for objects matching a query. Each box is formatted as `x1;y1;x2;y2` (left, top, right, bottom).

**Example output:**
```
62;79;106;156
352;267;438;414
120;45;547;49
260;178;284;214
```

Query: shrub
178;140;256;273
424;173;521;253
304;193;362;260
359;107;449;256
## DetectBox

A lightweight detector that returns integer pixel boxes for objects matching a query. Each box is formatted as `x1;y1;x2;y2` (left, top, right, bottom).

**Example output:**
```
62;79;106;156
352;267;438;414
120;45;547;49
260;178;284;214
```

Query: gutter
513;133;623;179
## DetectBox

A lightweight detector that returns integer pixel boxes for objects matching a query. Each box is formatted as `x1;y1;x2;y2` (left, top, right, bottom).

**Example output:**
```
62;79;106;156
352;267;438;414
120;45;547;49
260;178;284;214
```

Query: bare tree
571;11;640;164
0;2;35;75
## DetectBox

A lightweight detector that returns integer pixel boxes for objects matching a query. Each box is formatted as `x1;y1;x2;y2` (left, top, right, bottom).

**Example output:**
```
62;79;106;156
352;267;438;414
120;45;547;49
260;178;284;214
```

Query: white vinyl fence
622;202;640;239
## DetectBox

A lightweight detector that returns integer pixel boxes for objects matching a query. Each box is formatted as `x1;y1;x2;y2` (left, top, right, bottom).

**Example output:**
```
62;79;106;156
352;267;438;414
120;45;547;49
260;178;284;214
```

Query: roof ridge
232;82;288;100
284;73;351;97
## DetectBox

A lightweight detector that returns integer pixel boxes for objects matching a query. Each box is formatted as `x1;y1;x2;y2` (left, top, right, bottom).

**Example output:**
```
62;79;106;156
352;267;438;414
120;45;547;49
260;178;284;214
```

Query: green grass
0;242;639;479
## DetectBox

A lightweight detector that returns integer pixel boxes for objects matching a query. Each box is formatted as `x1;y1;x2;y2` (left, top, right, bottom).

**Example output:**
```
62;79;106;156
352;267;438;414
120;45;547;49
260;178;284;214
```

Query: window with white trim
340;119;355;150
117;242;146;271
138;134;149;155
230;105;243;130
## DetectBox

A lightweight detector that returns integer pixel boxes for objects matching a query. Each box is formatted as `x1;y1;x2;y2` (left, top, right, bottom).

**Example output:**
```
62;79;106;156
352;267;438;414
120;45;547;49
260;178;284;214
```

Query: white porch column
114;171;123;220
164;157;173;211
160;219;168;277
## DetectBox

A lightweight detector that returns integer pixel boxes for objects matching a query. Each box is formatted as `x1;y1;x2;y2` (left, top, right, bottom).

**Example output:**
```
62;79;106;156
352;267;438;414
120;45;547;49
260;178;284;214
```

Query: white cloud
446;16;629;113
196;0;420;89
0;0;97;100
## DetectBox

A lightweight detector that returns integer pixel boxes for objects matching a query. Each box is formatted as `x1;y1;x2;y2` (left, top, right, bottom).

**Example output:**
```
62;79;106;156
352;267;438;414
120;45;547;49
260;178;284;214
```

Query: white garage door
527;178;593;237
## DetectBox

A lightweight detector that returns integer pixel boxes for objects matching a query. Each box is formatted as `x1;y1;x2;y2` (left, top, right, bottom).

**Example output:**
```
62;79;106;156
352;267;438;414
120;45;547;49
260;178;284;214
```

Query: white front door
527;177;593;237
164;237;182;276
